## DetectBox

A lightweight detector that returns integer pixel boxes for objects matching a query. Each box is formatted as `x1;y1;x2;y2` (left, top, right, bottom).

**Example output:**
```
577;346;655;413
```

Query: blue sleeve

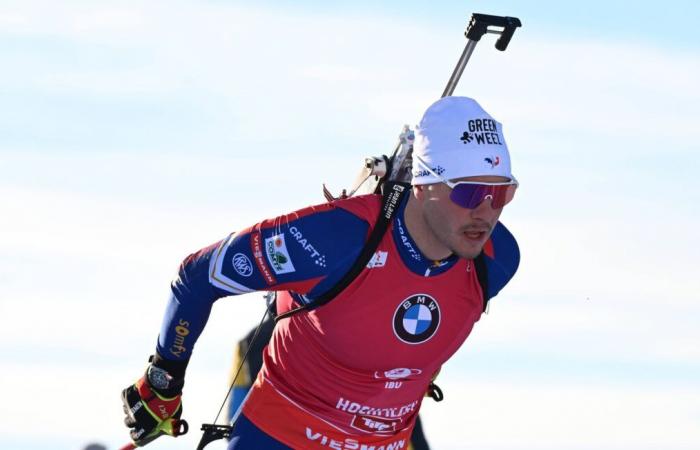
156;204;370;361
484;222;520;300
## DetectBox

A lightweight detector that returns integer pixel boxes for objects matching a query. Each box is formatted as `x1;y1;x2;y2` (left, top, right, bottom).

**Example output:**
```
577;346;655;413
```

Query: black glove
121;354;189;446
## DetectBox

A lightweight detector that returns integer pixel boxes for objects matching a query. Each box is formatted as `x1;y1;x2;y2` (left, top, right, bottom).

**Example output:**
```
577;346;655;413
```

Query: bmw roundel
393;294;440;344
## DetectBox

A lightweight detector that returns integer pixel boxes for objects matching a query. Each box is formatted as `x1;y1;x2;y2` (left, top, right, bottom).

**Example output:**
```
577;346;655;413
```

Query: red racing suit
157;194;519;449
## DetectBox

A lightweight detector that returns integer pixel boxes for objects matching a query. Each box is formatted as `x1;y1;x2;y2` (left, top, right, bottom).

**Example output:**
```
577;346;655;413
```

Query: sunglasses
414;156;518;209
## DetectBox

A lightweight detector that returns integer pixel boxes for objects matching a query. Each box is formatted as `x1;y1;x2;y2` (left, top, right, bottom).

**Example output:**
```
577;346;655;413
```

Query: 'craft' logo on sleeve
288;226;327;268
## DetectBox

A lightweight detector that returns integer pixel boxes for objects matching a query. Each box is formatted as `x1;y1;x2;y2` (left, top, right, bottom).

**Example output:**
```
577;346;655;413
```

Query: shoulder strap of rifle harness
275;177;411;322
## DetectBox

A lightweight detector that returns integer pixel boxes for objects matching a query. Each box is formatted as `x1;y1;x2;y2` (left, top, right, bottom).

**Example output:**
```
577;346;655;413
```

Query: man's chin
454;246;484;260
453;238;488;260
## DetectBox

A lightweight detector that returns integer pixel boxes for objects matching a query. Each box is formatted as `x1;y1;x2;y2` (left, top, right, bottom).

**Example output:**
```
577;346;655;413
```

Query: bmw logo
393;294;440;344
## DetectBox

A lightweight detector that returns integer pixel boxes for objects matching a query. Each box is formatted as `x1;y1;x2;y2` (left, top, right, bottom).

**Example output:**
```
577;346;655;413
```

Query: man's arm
154;202;371;363
122;200;371;446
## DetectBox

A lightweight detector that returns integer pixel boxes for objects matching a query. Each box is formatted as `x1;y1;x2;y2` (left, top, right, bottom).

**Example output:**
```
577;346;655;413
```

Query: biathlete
122;96;521;449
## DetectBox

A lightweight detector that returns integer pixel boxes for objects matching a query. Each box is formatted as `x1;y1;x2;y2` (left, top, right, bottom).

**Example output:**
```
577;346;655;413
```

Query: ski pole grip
466;13;522;51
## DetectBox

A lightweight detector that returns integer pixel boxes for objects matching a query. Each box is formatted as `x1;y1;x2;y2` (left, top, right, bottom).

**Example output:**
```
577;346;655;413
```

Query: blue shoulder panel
484;222;520;300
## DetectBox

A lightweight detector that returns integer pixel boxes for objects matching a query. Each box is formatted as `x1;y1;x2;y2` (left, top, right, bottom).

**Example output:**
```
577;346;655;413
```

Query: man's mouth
462;230;487;241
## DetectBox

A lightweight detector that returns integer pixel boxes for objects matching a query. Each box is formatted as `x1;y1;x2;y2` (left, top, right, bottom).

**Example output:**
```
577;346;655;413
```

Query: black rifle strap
275;181;411;322
473;251;490;312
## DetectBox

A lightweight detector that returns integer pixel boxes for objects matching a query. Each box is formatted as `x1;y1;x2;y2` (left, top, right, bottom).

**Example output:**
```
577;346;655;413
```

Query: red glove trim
135;377;182;420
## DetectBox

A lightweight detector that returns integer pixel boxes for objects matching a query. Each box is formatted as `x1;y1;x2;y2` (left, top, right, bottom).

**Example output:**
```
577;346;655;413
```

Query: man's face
418;175;510;259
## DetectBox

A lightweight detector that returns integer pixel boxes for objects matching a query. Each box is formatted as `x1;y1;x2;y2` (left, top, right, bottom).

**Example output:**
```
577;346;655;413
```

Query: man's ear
413;184;426;201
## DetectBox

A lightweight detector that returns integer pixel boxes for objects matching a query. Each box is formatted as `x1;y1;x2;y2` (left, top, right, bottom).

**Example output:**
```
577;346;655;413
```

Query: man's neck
403;194;453;261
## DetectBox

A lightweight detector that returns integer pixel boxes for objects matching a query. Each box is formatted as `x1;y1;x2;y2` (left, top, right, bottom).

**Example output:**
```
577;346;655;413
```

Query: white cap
411;96;514;185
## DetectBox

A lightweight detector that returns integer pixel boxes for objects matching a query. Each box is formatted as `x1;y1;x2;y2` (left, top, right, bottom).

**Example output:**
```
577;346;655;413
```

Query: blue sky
1;1;699;450
238;0;700;48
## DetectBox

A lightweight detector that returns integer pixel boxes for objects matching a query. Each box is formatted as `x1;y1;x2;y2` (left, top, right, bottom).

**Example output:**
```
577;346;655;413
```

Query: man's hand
122;357;188;446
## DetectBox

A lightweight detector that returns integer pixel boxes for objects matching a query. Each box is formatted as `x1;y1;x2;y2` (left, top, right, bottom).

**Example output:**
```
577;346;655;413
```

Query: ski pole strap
473;252;490;312
275;181;411;322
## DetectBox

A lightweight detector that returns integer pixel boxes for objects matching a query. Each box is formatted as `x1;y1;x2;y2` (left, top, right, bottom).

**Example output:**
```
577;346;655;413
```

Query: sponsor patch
288;226;327;267
265;234;296;274
395;218;421;261
350;414;402;434
393;294;440;344
305;427;407;449
231;253;253;277
460;117;504;146
412;165;445;179
367;251;388;268
169;319;190;358
335;397;418;419
373;368;422;380
251;232;276;285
